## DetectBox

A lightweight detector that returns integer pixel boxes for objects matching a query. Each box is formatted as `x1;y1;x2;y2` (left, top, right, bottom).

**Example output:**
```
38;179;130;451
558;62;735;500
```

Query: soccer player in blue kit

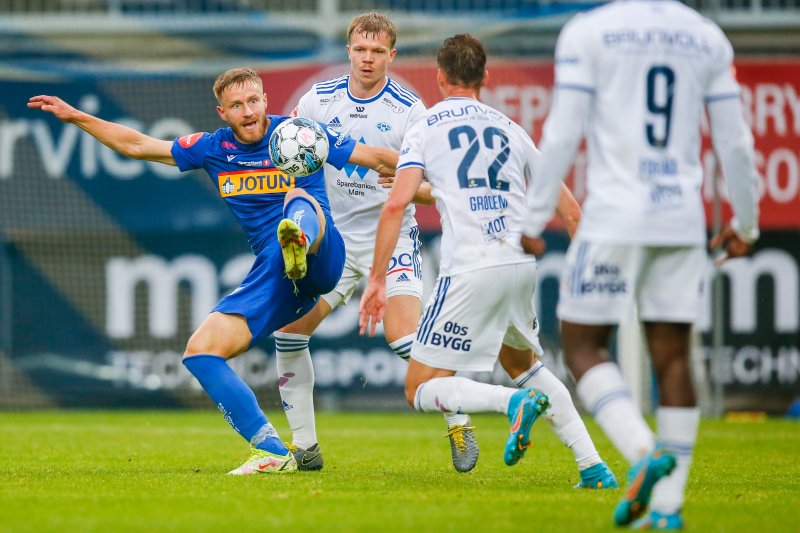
28;68;398;475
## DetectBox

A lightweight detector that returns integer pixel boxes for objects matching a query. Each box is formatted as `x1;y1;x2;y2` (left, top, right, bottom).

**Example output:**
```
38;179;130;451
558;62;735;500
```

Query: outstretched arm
28;95;176;166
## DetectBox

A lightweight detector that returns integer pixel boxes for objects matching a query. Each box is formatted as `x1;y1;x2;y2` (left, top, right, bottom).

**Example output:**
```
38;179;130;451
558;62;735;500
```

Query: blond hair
347;12;397;48
213;68;263;103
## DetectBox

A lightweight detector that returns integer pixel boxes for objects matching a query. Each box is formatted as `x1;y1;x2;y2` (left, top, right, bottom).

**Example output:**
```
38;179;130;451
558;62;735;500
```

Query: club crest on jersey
221;141;239;150
217;170;294;197
376;122;392;132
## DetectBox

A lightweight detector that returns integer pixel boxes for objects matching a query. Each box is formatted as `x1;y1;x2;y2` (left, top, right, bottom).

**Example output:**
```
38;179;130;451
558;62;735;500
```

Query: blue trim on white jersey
347;77;389;104
387;80;419;107
317;80;348;95
556;83;596;95
398;161;425;170
705;92;740;103
316;75;346;86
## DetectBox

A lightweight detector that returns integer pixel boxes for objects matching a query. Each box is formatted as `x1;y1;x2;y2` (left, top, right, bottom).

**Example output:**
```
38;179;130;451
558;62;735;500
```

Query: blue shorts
213;219;345;343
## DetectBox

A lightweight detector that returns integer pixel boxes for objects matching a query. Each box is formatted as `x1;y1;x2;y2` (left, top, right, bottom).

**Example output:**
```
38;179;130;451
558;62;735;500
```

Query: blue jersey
171;114;356;254
169;115;354;342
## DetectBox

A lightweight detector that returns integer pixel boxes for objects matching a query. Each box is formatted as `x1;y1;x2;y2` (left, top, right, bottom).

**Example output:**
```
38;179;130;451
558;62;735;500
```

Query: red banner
261;59;800;232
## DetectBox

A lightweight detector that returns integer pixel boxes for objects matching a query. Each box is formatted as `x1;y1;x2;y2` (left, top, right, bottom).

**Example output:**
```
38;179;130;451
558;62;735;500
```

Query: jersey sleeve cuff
731;218;760;244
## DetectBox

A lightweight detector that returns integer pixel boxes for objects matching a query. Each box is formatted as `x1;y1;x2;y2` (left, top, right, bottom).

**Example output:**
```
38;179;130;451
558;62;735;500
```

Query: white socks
651;407;701;514
577;362;655;463
414;376;516;415
389;333;414;361
274;331;316;449
515;361;601;470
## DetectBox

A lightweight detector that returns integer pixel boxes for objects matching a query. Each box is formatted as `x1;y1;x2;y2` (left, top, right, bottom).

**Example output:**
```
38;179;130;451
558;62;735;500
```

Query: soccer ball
269;117;329;177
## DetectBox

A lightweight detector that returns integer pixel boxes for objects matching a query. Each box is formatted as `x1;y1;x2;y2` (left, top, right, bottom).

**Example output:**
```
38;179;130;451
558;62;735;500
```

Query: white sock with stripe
650;407;701;514
516;361;601;470
274;331;317;449
414;376;516;415
576;362;655;463
388;333;414;361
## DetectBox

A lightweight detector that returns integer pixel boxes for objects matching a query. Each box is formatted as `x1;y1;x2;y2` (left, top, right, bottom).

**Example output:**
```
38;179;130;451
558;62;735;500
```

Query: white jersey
296;75;426;248
551;0;741;245
398;97;538;276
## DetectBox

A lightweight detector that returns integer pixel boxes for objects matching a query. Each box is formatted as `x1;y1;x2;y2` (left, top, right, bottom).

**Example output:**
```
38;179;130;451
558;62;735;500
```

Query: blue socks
284;196;320;247
183;354;288;455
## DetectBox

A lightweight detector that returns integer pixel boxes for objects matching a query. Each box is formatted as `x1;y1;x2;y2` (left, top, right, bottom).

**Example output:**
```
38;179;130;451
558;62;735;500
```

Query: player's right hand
27;95;80;122
520;234;546;257
358;278;387;337
709;224;753;266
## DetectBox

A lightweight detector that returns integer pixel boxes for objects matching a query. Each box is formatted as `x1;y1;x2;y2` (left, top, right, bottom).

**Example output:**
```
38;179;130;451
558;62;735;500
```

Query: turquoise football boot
575;461;619;489
630;510;685;530
613;448;677;526
503;388;550;466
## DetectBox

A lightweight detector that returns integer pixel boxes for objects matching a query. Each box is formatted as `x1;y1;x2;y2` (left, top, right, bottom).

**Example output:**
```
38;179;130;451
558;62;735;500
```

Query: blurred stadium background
0;0;798;416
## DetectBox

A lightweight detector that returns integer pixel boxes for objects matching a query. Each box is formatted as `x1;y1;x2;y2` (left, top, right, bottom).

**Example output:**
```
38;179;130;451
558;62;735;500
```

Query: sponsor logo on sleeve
178;132;203;148
382;97;406;114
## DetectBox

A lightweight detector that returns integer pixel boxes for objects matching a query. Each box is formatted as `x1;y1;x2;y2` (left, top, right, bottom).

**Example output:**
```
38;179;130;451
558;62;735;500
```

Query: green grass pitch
0;411;798;532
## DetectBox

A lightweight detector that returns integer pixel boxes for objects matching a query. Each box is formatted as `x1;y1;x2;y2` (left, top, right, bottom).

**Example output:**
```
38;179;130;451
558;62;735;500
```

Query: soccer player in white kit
522;1;760;529
275;13;430;471
360;34;607;473
282;14;617;483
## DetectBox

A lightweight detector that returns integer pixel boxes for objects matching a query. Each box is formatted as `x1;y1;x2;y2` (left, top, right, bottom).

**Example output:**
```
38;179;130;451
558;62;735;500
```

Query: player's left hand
520;234;546;256
359;279;387;336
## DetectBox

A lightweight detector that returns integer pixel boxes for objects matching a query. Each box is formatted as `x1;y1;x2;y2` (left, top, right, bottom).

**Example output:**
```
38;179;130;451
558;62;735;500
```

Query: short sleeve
397;118;426;171
553;15;595;93
294;88;318;121
171;132;212;171
405;100;428;131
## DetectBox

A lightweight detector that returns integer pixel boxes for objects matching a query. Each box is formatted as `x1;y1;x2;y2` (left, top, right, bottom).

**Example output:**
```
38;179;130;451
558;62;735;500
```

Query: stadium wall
1;59;798;412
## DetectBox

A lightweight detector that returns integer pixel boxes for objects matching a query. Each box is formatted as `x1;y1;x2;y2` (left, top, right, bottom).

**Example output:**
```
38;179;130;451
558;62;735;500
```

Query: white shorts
321;226;424;309
411;261;543;372
557;240;707;325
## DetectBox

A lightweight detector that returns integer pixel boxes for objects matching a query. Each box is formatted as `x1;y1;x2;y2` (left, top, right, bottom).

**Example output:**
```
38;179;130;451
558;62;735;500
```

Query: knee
184;329;211;358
